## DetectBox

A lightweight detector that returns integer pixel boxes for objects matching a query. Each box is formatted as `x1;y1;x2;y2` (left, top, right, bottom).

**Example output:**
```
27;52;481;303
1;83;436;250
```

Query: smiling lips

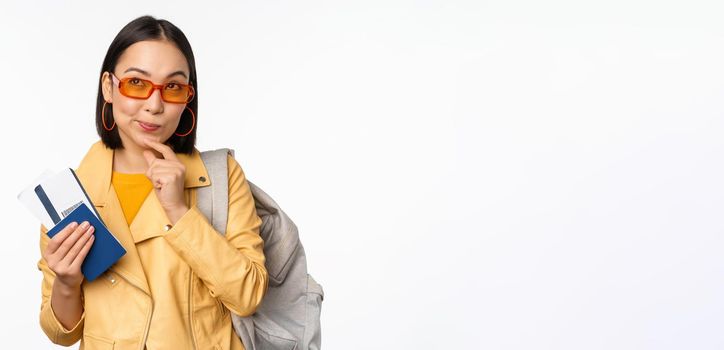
138;121;160;131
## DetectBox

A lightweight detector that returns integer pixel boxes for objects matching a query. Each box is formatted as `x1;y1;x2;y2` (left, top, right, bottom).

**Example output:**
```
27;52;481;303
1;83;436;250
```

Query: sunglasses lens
162;85;192;103
120;79;153;98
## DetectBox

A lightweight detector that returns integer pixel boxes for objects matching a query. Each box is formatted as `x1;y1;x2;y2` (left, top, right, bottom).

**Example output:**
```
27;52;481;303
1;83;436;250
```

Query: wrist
166;205;189;225
54;279;81;296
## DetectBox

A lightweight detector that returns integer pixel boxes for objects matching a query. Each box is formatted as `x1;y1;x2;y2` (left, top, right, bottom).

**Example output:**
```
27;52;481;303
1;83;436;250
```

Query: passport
45;202;126;282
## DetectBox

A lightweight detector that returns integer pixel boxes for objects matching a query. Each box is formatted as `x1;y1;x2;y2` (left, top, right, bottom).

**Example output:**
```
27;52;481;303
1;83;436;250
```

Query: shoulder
75;139;110;173
226;152;248;182
226;152;239;169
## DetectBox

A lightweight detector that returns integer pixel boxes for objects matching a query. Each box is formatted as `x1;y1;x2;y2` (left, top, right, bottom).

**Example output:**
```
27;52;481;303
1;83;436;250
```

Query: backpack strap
198;148;258;350
198;148;234;235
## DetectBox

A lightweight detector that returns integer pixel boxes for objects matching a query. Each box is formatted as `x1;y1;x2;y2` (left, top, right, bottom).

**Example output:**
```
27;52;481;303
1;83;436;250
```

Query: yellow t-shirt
111;171;154;226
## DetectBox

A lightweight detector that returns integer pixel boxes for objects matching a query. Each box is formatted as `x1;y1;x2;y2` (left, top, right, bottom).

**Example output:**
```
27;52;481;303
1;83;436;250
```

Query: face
101;40;191;150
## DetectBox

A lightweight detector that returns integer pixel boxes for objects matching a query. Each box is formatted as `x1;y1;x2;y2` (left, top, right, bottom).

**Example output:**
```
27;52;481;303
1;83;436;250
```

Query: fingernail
88;226;95;234
81;221;89;229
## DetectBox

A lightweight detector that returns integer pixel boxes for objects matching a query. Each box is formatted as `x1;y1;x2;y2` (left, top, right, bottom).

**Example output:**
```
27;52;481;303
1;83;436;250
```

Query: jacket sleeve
37;224;85;346
163;154;268;316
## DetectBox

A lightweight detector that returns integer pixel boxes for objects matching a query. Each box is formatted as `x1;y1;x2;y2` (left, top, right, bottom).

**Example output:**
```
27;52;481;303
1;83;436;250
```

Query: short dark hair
96;15;198;155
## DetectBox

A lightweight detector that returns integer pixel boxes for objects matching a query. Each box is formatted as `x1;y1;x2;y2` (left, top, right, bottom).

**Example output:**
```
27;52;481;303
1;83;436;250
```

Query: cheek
167;105;186;124
168;104;185;115
113;99;144;120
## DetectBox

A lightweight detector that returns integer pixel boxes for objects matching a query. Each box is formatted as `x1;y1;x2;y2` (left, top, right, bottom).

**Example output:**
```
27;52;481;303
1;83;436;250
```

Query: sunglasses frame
109;72;195;104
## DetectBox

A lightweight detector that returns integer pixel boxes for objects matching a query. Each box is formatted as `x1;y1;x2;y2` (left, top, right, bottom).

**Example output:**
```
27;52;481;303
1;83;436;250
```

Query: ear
101;71;113;103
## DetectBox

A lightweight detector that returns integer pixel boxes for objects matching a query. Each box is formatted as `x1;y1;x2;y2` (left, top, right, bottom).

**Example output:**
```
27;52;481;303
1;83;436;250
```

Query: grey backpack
198;148;324;350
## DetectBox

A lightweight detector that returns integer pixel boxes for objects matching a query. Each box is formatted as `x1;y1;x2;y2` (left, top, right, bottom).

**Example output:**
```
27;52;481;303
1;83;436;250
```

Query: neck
113;139;162;174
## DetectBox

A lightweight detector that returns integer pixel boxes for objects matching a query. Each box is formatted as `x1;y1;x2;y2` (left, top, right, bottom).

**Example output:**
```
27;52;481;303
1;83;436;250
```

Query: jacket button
199;176;206;182
163;224;172;231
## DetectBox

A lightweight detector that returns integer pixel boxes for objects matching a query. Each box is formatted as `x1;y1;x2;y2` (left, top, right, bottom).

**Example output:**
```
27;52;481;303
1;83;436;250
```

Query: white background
1;1;723;349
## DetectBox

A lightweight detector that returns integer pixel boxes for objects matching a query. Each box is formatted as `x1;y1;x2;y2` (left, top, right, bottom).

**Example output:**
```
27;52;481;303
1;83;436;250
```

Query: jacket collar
73;140;211;295
75;140;210;208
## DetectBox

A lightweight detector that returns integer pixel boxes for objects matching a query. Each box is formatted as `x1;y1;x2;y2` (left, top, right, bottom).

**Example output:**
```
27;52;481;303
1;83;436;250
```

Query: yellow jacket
37;140;268;350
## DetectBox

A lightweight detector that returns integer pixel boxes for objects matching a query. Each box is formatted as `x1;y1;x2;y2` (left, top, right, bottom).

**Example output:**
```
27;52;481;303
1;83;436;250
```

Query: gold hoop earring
174;106;196;137
102;101;115;131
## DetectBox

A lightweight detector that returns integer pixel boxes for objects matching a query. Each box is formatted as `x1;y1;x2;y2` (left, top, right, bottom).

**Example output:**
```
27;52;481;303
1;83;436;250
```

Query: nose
144;87;164;114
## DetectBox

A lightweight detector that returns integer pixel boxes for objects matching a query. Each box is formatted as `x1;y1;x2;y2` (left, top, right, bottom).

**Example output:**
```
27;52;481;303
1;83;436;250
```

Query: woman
36;15;268;350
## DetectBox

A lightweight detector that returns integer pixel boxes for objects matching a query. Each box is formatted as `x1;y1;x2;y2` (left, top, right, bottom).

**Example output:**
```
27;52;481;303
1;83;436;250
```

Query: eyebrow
123;67;188;80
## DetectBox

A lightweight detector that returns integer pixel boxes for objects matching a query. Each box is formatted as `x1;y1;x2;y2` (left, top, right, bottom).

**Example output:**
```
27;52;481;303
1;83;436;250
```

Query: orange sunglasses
110;72;195;104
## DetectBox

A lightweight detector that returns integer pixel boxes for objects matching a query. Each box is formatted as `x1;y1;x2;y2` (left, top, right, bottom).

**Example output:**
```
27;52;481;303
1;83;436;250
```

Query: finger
148;168;184;185
46;221;79;254
54;222;90;259
150;168;184;180
70;233;95;271
158;172;184;187
149;175;171;189
143;149;158;168
144;158;179;178
60;225;94;267
145;160;183;177
144;139;178;161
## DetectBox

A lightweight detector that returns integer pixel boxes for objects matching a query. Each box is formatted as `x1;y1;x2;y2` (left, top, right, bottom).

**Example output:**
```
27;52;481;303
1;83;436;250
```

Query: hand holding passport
18;168;126;282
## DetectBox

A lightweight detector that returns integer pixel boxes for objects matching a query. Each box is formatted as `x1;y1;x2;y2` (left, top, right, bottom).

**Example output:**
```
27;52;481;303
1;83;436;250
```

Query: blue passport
45;202;126;282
